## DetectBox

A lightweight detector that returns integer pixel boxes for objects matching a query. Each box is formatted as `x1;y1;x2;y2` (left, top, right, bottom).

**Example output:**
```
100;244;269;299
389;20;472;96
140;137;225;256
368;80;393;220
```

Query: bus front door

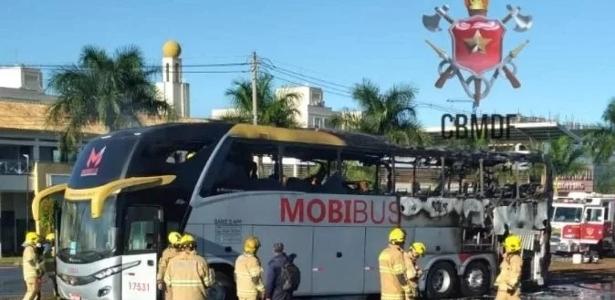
121;206;161;299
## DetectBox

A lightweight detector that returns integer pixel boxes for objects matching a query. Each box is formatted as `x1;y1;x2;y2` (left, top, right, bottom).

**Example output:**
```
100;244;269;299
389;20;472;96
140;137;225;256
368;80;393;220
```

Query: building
0;41;201;256
211;85;336;129
0;67;89;255
155;40;190;118
276;86;336;128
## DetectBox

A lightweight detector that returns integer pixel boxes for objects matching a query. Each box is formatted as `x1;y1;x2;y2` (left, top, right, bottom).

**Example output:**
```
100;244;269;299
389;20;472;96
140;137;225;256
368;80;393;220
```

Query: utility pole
251;51;258;125
23;154;29;231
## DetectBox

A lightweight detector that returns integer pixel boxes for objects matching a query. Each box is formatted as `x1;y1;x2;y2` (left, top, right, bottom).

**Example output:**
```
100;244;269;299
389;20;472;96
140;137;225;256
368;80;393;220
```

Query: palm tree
331;79;427;146
586;97;615;164
222;73;299;128
542;136;587;195
47;46;172;160
546;136;586;177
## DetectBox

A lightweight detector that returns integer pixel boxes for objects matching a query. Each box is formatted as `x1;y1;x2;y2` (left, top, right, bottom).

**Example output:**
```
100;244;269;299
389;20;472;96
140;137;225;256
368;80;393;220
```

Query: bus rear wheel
425;261;458;299
208;270;237;300
460;260;491;297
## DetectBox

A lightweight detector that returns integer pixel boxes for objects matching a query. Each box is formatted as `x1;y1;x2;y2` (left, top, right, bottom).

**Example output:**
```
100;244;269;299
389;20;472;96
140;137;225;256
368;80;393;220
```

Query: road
2;258;615;299
0;266;53;300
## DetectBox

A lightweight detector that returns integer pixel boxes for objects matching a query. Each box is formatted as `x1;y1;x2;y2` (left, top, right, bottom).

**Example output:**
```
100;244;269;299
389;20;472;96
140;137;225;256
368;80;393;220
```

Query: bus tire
208;270;237;300
460;260;491;297
425;261;458;299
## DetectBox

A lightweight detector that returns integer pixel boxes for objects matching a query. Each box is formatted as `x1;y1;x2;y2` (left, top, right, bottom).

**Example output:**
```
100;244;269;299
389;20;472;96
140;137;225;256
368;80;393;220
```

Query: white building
276;86;335;128
211;85;336;129
155;40;190;118
0;66;56;102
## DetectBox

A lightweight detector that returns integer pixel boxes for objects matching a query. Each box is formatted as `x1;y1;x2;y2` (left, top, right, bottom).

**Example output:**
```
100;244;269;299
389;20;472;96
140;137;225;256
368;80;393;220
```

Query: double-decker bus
32;123;552;300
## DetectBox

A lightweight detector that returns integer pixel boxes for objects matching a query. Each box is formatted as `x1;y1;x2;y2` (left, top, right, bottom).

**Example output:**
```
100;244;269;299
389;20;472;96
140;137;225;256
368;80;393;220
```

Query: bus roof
92;122;546;163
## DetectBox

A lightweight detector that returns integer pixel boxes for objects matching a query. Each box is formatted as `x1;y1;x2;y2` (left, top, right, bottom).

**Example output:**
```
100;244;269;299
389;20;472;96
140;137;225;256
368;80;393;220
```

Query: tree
595;162;615;193
331;79;428;146
222;73;299;127
545;136;586;177
47;45;173;160
586;97;615;164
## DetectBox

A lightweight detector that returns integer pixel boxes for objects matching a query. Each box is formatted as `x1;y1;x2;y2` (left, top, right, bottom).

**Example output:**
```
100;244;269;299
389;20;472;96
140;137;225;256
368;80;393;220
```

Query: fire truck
32;123;552;299
551;192;615;257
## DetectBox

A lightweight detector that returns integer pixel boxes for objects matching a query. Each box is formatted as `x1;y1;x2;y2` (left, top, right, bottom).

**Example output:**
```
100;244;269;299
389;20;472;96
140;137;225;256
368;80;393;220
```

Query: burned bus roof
92;122;544;164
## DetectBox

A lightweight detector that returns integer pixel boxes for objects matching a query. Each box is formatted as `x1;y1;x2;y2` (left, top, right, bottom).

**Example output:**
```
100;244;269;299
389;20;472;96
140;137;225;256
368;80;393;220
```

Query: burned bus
32;123;552;299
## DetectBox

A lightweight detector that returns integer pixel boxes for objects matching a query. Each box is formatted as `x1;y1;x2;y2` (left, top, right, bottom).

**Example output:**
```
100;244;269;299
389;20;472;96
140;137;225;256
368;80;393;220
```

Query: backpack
280;261;301;291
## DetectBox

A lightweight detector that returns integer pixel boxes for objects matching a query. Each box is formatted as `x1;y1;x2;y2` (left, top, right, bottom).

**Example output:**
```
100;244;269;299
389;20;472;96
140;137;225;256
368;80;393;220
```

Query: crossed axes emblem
423;3;533;108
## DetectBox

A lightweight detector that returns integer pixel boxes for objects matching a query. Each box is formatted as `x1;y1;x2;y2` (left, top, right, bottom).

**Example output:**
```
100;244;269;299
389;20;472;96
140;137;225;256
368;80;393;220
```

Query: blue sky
2;0;614;126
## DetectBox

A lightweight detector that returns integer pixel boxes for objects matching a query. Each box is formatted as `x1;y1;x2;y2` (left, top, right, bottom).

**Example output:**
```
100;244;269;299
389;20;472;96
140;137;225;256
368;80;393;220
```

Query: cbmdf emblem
423;0;533;108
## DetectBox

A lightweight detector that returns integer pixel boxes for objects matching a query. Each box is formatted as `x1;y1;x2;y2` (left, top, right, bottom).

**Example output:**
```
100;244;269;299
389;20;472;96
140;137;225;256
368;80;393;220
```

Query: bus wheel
208;270;237;300
460;261;491;297
425;261;458;299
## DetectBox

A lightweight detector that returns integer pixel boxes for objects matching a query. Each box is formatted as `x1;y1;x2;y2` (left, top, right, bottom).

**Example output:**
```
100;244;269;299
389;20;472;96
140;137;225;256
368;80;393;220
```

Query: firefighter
235;236;265;300
379;228;411;300
404;242;426;300
164;233;214;300
494;234;523;300
44;233;58;298
22;232;43;300
158;231;182;299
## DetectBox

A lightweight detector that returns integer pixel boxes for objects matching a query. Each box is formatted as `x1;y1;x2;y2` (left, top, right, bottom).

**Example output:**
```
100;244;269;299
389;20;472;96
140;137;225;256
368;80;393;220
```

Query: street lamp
23;154;30;231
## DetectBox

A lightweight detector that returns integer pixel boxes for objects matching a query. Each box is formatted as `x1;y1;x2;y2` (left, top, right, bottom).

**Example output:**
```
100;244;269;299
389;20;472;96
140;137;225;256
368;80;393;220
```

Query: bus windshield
552;206;583;223
58;197;117;263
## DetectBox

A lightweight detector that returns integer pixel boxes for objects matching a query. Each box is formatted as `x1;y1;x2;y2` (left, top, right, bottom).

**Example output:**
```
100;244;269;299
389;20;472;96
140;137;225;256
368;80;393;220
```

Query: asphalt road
0;266;53;300
2;259;615;299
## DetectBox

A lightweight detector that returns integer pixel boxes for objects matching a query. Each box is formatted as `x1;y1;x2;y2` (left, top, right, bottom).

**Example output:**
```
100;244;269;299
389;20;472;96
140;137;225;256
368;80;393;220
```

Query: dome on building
162;40;182;58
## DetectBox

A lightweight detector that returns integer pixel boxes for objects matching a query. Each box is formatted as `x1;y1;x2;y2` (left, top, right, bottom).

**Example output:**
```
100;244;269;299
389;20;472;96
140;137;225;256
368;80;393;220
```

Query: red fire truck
552;192;615;258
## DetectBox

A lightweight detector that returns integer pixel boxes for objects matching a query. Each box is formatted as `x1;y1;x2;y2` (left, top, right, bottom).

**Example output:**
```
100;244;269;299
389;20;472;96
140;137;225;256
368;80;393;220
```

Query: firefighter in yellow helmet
44;233;58;298
494;234;523;300
404;242;426;300
235;236;265;300
379;228;411;300
158;232;182;299
164;233;214;300
22;232;44;300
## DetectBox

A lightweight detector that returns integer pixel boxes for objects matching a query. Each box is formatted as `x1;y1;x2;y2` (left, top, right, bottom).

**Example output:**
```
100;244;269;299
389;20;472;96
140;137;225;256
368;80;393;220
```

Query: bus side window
210;140;283;193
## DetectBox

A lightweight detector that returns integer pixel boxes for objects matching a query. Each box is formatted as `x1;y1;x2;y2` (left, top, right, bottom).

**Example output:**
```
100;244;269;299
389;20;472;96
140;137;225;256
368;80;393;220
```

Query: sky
1;0;614;127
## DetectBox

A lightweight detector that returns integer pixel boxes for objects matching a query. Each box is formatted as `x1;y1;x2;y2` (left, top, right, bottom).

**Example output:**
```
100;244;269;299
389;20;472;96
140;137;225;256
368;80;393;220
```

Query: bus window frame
122;205;163;255
198;136;399;197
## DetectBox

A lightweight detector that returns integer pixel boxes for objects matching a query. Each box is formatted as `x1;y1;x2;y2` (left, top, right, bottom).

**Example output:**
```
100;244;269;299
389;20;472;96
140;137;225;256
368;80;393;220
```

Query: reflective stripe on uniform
248;267;261;275
392;263;404;274
170;279;202;286
234;271;253;277
381;292;404;300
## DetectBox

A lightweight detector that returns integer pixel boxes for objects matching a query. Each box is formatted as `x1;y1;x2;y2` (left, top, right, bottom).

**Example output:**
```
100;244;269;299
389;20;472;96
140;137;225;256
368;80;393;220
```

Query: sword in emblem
425;40;457;88
495;40;529;88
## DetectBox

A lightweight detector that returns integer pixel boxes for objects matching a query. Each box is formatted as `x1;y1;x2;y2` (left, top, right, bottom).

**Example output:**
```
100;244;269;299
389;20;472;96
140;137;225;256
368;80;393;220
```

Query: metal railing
0;159;32;175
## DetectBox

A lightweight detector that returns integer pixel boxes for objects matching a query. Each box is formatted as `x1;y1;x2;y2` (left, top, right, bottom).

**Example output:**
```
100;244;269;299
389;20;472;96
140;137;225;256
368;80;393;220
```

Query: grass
0;256;21;266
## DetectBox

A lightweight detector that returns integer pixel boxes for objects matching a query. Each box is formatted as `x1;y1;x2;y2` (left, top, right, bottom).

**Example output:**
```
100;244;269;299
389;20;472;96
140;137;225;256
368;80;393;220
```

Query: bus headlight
58;273;96;286
93;261;140;280
93;266;122;280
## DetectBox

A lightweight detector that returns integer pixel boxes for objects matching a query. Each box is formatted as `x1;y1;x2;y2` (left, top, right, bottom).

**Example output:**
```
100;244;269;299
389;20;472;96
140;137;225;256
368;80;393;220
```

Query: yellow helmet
503;234;522;253
244;236;260;254
25;232;39;244
388;228;406;244
180;233;196;245
45;233;55;241
411;242;427;256
168;232;182;245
